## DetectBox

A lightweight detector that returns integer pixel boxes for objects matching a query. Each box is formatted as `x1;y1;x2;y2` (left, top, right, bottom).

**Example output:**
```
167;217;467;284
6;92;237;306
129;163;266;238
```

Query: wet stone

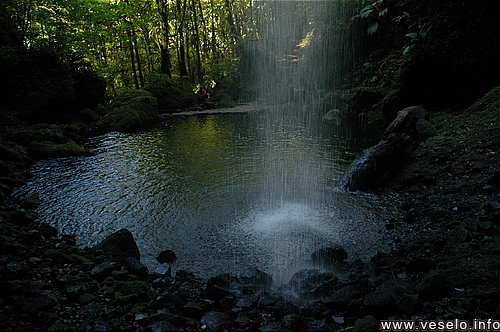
156;249;177;264
90;262;118;280
279;313;305;331
200;311;233;331
311;245;348;266
239;266;273;288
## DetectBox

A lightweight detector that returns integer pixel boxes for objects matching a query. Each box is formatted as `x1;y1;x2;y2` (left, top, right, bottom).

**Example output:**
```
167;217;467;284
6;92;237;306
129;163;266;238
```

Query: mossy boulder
114;280;153;302
26;140;88;159
143;73;193;111
99;89;158;133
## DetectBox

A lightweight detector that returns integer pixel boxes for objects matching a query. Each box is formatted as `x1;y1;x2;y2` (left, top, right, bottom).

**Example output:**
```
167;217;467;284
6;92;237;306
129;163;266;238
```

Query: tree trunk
224;0;241;43
191;0;204;82
176;0;189;77
156;0;172;77
126;28;140;89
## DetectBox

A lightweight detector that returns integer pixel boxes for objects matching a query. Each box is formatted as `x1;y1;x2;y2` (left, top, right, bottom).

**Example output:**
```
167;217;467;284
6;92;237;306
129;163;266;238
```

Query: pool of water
14;112;399;284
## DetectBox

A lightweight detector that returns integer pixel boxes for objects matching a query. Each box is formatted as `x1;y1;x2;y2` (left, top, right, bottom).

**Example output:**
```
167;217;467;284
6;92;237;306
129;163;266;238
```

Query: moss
100;89;159;133
353;315;378;332
114;281;152;302
102;277;115;286
143;73;193;110
115;293;139;306
70;254;90;264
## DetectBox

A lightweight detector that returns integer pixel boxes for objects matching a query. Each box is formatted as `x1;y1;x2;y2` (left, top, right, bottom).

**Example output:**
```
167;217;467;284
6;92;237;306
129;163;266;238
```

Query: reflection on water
14;113;397;283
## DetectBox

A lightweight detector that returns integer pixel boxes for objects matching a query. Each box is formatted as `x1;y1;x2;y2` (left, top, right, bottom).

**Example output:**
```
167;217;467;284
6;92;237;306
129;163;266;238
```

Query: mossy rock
7;128;66;146
26;140;88;159
115;293;139;306
353;315;378;332
100;89;159;133
114;281;153;302
415;119;438;139
144;73;193;111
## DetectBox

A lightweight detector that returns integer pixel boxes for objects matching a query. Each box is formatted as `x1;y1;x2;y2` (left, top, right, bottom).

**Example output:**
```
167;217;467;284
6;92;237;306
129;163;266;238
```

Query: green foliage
403;22;433;55
352;0;388;35
143;74;193;110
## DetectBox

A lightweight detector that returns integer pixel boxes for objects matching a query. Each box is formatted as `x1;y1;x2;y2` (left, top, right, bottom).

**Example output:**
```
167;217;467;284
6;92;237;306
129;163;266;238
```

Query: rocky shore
1;88;500;331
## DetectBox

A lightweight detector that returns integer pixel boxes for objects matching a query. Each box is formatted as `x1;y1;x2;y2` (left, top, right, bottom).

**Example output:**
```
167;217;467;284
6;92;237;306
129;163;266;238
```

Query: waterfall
239;0;354;283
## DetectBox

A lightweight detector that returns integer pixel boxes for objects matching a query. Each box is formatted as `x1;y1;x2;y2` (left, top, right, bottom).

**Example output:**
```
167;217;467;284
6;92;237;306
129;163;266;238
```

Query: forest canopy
1;0;263;94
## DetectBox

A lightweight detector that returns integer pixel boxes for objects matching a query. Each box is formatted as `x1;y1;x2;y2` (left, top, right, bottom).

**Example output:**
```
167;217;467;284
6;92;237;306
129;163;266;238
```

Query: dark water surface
15;112;399;283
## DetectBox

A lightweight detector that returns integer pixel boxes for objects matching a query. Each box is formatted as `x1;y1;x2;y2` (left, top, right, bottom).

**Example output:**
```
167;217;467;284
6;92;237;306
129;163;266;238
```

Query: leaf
379;8;388;17
367;22;379;35
403;45;412;55
405;32;418;39
360;8;374;18
403;11;410;18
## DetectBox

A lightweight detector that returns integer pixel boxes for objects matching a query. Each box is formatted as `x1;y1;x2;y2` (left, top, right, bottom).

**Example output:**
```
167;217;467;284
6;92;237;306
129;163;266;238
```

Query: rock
321;285;364;308
269;299;299;320
415;119;437;139
353;315;378;332
279;314;305;331
61;276;98;300
415;270;450;300
182;302;203;319
143;73;193;110
147;320;176;332
114;280;153;302
402;105;428;120
12;209;39;225
99;89;159;132
92;229;141;264
78;293;97;305
217;94;236;108
156;249;177;264
200;311;233;331
258;322;280;332
209;273;237;290
322;109;343;124
305;319;334;332
301;301;331;318
0;160;13;176
26;140;88;159
124;257;149;277
79;108;101;122
38;223;58;239
20;193;40;209
405;258;436;273
205;282;235;302
396;293;422;316
91;262;118;280
235;294;258;310
239;266;272;288
311;245;348;266
338;106;430;191
288;269;338;298
363;290;394;315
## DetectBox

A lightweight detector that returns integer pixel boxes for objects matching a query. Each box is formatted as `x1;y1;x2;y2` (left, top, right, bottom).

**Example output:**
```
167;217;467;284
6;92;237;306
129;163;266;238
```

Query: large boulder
99;89;159;132
92;229;141;264
143;73;193;111
338;106;436;191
